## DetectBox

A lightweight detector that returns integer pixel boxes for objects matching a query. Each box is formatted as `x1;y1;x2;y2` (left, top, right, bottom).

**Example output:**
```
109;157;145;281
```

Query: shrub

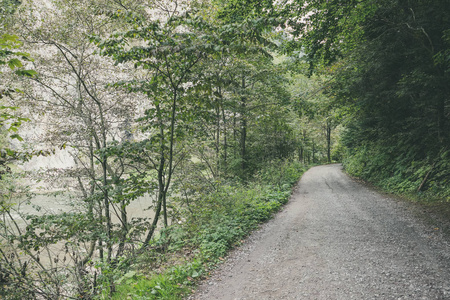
109;159;308;299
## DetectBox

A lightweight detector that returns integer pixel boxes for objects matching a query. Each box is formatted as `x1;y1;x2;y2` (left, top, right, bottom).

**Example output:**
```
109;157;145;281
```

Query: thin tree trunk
143;192;164;246
233;111;237;156
326;121;332;163
437;97;446;144
299;146;303;162
312;140;316;163
145;103;166;244
163;89;179;228
116;198;128;258
221;91;228;171
240;76;247;176
102;158;112;264
216;100;220;178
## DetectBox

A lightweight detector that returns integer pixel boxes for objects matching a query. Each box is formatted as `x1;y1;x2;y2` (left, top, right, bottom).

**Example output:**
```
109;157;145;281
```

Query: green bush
343;144;450;202
109;159;307;299
109;260;204;300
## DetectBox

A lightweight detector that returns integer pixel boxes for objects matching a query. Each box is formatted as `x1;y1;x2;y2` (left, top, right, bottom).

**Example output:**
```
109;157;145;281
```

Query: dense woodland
0;0;449;298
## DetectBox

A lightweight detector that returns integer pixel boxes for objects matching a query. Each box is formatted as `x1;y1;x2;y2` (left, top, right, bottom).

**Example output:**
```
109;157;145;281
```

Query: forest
0;0;449;299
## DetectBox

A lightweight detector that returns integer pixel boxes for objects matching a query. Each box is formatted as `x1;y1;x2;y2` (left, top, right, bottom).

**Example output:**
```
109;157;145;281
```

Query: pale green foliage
0;1;332;299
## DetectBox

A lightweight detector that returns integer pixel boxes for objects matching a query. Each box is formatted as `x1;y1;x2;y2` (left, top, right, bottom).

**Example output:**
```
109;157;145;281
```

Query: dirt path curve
189;164;450;300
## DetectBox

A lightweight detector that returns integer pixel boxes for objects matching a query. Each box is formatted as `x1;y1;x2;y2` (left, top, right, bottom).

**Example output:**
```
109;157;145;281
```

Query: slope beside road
189;164;450;300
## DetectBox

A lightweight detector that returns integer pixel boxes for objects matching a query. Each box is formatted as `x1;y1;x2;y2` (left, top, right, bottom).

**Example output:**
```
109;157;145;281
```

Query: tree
1;0;148;297
94;0;287;242
0;34;34;138
95;6;210;245
292;0;450;195
1;1;329;298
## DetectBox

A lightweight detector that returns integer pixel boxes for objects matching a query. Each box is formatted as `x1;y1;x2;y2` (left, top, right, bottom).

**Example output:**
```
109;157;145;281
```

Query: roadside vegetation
307;1;450;204
102;160;306;299
298;0;450;237
1;0;332;298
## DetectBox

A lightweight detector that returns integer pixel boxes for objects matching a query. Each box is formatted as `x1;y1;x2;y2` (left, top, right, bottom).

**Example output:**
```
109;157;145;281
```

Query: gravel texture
188;164;450;300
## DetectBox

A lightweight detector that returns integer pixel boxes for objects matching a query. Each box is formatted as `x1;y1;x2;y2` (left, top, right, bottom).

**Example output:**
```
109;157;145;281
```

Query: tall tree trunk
299;145;303;163
240;76;247;176
102;159;112;264
163;89;178;228
312;139;316;163
142;103;166;246
233;111;237;157
143;191;164;246
437;95;446;144
149;103;166;243
326;120;332;163
116;196;128;258
221;94;228;171
303;130;307;164
215;97;221;178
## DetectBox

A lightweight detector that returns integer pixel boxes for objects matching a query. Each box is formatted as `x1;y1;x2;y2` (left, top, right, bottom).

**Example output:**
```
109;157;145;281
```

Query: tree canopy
292;0;449;197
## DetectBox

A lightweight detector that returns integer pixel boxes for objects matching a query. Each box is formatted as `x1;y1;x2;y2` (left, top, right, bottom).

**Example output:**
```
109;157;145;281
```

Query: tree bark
326;120;332;163
240;76;247;176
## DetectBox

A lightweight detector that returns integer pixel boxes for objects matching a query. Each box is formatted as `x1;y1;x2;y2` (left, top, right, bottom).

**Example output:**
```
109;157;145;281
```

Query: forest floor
188;164;450;300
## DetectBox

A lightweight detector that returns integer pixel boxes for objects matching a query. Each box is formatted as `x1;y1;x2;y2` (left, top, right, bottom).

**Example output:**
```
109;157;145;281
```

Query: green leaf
7;58;23;69
15;69;37;77
10;134;24;141
191;270;199;278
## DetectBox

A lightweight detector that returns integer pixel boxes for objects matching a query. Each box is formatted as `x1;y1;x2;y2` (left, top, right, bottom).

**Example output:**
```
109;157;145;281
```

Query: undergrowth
101;159;307;300
343;144;450;203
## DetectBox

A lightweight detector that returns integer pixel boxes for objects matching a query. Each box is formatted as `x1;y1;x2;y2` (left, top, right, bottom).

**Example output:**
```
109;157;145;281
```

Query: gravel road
189;164;450;300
